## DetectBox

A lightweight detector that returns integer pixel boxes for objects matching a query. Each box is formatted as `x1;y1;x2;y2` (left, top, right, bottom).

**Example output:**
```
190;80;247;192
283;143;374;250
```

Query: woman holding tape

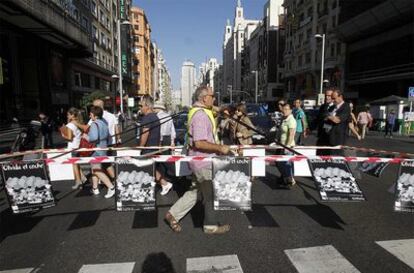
278;103;296;186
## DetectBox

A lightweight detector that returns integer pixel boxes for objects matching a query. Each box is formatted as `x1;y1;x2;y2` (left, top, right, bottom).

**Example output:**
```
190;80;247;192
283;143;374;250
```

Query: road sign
409;87;414;101
128;97;134;107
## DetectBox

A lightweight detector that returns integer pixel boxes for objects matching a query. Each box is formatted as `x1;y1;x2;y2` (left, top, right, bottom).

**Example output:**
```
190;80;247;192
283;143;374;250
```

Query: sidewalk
365;130;414;142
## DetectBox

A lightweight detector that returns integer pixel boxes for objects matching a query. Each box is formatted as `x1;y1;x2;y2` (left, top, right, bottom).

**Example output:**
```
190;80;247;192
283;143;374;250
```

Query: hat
154;102;166;110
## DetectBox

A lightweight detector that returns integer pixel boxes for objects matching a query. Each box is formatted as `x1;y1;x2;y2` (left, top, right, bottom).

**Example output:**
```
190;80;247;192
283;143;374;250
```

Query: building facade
336;0;414;103
222;0;260;102
181;61;196;107
282;0;346;100
131;6;152;96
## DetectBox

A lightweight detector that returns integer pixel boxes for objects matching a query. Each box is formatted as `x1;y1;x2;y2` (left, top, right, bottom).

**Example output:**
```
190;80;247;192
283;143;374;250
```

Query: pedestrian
218;106;233;145
276;103;296;186
139;95;173;196
357;107;372;139
84;106;115;198
154;102;176;147
326;89;351;153
233;103;255;145
384;109;396;138
293;99;308;145
117;110;125;132
59;107;85;189
164;86;231;234
348;103;361;140
39;112;54;148
316;89;335;155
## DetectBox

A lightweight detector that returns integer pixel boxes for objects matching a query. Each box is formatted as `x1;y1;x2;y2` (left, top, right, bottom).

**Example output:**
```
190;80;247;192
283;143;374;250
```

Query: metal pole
230;87;233;104
254;71;258;104
319;34;325;95
117;20;124;114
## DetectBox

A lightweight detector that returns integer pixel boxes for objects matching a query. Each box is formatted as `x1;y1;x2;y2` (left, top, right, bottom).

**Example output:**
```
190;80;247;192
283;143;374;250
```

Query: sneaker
287;177;296;186
204;224;230;234
91;188;100;195
104;187;115;198
160;182;173;196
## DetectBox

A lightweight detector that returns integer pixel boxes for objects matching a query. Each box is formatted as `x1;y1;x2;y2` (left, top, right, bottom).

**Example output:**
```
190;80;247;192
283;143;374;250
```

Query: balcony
87;57;117;74
347;63;414;85
0;0;92;55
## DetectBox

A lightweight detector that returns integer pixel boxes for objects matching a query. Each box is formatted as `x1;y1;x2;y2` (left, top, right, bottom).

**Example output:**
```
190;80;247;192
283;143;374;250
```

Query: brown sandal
164;212;182;233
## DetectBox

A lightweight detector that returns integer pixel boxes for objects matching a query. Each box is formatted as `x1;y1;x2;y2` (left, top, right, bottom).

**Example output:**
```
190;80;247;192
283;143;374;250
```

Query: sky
133;0;269;89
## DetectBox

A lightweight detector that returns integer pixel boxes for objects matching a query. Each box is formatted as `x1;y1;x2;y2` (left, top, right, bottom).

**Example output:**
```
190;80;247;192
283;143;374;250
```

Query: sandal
164;212;182;233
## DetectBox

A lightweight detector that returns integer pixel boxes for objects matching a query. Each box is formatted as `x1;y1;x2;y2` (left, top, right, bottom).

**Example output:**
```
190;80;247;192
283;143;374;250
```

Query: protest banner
309;158;365;201
2;161;55;213
115;158;156;211
213;157;252;211
394;160;414;212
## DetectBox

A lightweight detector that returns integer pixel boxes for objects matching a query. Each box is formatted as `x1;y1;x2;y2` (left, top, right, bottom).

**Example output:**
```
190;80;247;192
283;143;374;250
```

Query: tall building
131;6;152;96
205;58;220;92
181;61;196;107
336;0;414;102
222;0;260;101
282;0;346;100
241;0;285;102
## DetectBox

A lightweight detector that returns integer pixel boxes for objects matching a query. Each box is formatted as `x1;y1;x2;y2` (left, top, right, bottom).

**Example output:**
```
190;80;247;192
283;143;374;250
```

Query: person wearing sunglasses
165;86;231;234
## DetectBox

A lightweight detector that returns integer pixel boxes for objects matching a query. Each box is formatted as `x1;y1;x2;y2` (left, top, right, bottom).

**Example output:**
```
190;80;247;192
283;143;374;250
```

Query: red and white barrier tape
42;155;412;165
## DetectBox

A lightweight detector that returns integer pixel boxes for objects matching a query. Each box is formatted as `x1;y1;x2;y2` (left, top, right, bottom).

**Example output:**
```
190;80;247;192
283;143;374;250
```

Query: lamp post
315;33;326;104
251;70;258;104
117;19;131;114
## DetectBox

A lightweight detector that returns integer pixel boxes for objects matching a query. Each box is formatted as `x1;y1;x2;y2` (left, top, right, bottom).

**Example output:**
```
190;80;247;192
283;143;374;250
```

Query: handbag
78;122;100;157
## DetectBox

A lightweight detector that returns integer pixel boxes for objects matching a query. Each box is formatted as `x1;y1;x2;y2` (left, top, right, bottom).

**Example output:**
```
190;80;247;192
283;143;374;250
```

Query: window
81;16;88;29
330;43;335;57
337;42;341;55
133;59;139;66
134;25;139;30
74;72;81;87
81;73;91;88
305;52;311;64
331;15;336;28
92;25;98;39
95;77;100;89
107;38;111;49
91;1;97;16
307;7;313;17
101;32;106;47
133;35;139;42
74;9;79;20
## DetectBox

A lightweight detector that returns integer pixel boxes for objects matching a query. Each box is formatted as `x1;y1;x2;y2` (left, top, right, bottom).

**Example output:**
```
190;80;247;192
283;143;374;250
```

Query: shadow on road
0;208;44;242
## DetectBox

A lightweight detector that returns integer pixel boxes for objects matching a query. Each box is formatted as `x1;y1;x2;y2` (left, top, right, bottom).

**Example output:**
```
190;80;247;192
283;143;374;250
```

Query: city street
1;132;413;273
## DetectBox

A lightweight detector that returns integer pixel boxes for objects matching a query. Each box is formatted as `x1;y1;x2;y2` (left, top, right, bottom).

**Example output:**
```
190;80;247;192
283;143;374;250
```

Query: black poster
115;158;156;211
212;157;252;211
309;158;365;201
395;160;414;212
1;161;55;213
359;162;389;178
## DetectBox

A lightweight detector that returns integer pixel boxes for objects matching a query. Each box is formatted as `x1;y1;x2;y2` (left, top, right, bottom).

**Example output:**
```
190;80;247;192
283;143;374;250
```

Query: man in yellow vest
165;86;231;234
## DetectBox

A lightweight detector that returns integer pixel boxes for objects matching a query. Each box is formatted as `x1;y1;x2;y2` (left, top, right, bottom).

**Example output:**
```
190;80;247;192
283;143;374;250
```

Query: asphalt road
0;130;413;273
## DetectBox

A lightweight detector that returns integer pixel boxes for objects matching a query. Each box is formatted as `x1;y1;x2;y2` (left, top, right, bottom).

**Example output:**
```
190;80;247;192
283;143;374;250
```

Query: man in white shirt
154;102;176;146
92;99;121;145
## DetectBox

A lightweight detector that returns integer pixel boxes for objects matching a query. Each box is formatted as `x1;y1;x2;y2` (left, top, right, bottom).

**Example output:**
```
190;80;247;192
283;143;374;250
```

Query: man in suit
316;89;335;155
326;89;351;153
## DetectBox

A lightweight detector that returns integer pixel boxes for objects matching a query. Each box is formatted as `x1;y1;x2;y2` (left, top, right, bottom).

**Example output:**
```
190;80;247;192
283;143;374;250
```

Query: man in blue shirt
293;99;308;145
384;109;396;138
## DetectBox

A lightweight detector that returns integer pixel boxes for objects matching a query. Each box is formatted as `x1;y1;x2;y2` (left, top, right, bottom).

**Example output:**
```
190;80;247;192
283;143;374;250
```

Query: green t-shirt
280;114;297;146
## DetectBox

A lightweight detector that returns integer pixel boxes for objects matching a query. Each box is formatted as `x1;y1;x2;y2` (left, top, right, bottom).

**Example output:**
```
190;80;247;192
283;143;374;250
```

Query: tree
80;91;108;110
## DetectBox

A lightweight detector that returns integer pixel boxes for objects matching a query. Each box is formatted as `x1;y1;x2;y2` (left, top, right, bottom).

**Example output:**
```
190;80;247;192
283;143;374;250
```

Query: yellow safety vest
187;107;219;145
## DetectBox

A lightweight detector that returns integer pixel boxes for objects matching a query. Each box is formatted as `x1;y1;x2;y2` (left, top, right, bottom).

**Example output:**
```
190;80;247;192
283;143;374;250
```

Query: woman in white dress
60;107;84;189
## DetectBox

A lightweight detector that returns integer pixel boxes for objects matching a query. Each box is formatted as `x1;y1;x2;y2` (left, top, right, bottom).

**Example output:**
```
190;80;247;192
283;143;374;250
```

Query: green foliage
80;91;107;109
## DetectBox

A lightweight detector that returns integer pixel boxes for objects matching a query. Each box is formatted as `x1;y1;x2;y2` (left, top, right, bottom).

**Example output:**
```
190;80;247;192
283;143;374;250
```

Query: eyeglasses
205;94;215;99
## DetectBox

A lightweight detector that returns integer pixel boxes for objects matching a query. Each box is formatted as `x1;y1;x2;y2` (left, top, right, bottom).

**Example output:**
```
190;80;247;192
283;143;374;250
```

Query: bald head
93;99;104;109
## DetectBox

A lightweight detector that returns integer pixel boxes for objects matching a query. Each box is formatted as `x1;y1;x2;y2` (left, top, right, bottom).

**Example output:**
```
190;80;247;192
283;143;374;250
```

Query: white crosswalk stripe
187;254;244;273
78;262;135;273
376;239;414;270
284;245;360;273
0;269;34;273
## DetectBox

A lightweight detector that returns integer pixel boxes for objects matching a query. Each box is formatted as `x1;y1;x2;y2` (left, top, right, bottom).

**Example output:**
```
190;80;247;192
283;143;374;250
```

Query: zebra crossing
1;239;413;273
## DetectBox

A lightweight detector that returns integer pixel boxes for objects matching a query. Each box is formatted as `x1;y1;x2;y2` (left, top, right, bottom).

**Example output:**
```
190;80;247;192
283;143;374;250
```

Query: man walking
293;99;307;145
154;102;176;147
384;109;396;138
139;95;173;195
165;86;231;234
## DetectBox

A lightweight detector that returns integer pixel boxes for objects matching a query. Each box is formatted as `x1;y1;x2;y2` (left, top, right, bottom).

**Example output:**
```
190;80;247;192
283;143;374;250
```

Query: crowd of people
25;84;400;235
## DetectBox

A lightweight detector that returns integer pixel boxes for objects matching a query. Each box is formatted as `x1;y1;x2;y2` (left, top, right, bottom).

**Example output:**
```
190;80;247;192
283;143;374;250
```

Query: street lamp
117;19;132;114
315;33;326;104
251;70;258;104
